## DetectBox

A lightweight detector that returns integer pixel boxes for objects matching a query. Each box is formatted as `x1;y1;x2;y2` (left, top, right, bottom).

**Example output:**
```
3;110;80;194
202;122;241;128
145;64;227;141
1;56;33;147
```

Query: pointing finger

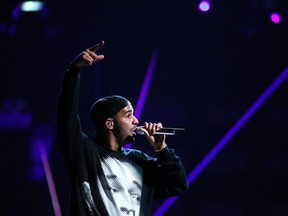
88;40;105;52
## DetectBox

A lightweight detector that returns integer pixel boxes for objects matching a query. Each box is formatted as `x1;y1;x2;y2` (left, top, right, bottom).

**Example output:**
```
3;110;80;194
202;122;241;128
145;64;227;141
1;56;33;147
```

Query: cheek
123;118;132;125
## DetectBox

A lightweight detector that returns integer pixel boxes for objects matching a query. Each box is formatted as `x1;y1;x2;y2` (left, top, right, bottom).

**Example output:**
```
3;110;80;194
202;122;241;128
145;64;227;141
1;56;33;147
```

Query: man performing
57;40;188;216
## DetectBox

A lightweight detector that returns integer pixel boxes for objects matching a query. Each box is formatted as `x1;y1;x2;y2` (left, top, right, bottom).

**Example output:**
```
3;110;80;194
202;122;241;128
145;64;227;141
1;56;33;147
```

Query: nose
133;115;139;125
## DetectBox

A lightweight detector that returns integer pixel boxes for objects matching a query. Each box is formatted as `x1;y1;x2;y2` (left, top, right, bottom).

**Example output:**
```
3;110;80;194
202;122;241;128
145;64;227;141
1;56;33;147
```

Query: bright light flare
270;12;281;24
198;1;210;12
20;1;44;12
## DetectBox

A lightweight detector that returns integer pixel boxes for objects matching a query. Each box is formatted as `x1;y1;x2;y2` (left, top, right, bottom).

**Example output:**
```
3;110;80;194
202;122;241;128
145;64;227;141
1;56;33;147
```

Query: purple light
30;164;44;180
271;13;280;24
153;66;288;215
125;49;158;148
0;113;32;129
198;1;210;12
30;127;52;181
12;5;21;20
0;22;7;33
8;24;16;36
39;143;62;216
152;197;178;216
134;48;158;120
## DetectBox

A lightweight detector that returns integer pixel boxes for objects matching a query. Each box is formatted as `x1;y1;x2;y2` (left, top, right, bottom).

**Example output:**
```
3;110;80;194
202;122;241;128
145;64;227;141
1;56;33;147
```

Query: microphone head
135;127;144;135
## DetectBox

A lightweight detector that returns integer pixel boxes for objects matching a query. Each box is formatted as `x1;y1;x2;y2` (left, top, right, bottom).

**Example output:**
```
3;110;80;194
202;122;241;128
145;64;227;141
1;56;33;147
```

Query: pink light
39;143;62;216
198;1;210;12
271;13;280;24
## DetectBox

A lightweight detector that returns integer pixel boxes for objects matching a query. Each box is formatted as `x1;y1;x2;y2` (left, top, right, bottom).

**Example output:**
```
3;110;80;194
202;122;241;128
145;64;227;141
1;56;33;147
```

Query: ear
105;118;114;129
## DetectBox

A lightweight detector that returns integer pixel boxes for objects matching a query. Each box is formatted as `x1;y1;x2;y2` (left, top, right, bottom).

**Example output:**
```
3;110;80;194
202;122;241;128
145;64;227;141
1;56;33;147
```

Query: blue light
20;1;44;12
198;1;210;12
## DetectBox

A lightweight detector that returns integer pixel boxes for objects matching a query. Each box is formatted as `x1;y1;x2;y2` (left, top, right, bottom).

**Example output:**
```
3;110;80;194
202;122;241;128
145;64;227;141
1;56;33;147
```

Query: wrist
154;143;167;153
68;64;81;74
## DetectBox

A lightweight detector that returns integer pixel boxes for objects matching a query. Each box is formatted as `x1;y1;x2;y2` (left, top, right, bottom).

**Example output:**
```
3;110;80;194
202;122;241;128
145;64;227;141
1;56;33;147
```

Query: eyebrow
106;175;124;191
132;180;141;190
126;108;134;113
106;174;117;179
123;109;134;116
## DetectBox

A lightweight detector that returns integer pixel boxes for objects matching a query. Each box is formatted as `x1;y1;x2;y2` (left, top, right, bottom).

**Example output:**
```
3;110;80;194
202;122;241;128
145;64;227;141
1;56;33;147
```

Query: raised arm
56;41;105;170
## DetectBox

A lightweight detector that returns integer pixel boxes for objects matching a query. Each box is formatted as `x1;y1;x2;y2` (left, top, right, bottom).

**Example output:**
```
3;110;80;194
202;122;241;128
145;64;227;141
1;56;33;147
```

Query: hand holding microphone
136;126;185;135
136;122;185;152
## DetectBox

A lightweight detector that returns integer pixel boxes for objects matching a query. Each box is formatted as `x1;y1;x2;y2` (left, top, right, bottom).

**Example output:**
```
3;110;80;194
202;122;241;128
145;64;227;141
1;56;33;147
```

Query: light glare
271;13;280;24
199;1;210;12
20;1;44;12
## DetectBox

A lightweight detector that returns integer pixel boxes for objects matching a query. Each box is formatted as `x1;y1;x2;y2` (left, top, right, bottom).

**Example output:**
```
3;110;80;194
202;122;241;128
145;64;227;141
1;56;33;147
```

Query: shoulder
122;147;156;162
122;147;143;156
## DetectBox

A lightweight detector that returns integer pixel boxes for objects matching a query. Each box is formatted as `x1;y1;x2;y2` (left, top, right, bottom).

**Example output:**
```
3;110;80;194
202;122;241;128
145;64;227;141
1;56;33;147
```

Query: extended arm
56;41;105;170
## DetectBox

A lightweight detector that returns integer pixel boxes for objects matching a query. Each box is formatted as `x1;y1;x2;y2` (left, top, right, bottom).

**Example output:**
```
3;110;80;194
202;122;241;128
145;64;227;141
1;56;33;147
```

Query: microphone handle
136;127;185;135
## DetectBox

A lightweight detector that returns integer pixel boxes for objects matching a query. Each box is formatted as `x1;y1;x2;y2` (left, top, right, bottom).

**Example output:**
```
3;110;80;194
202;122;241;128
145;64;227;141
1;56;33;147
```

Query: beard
122;134;136;145
112;123;136;146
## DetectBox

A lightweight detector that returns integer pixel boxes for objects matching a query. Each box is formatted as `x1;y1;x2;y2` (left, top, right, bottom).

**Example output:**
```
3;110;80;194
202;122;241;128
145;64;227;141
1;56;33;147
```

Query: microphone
135;127;185;135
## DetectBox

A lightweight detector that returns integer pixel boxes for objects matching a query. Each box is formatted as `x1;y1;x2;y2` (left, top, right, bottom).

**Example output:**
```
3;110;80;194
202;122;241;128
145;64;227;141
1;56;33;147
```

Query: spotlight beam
134;48;159;119
126;48;159;148
39;143;62;216
153;66;288;216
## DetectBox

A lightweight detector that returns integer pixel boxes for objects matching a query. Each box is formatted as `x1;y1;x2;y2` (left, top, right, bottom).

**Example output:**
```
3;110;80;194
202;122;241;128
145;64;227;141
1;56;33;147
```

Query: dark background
1;0;288;215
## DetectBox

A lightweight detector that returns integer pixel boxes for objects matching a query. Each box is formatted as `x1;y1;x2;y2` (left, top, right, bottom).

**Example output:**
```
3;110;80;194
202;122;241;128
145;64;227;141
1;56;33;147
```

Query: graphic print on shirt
82;181;100;215
82;155;143;216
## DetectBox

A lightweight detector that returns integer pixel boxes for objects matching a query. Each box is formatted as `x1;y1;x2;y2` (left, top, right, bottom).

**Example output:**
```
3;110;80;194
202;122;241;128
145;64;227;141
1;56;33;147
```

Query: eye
125;113;132;119
130;194;140;201
110;187;119;193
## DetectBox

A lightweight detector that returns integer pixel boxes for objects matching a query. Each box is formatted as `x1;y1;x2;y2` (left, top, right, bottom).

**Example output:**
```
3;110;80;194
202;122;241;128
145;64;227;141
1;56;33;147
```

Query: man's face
113;104;139;145
99;159;143;216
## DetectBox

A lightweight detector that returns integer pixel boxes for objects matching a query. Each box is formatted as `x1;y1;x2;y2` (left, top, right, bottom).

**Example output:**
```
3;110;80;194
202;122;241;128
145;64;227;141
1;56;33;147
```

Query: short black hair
89;95;130;127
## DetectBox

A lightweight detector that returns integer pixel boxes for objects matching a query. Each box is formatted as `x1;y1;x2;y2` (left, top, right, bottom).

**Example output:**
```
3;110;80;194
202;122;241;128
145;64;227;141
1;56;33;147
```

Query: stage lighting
12;1;48;21
270;12;281;24
20;1;44;12
8;1;54;36
198;0;210;12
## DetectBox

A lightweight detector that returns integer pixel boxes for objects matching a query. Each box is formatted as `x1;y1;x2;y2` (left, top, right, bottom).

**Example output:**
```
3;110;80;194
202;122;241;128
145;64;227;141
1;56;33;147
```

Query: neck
97;133;122;151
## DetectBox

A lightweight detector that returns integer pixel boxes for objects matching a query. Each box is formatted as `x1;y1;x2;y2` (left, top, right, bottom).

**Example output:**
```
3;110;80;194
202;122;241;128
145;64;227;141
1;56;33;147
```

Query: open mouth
132;129;137;136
